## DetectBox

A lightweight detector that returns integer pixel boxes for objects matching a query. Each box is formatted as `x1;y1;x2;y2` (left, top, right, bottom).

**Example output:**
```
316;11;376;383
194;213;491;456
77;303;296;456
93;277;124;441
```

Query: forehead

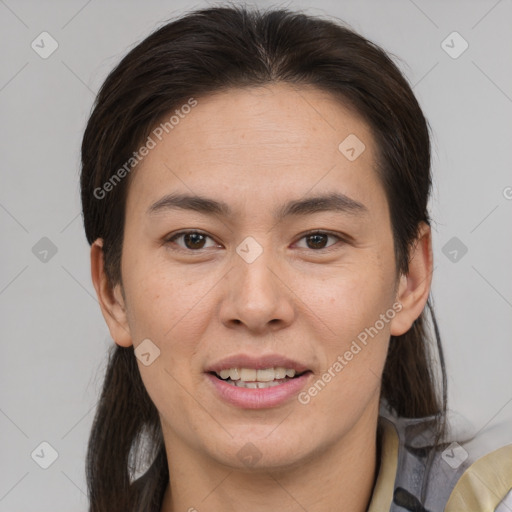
127;83;385;217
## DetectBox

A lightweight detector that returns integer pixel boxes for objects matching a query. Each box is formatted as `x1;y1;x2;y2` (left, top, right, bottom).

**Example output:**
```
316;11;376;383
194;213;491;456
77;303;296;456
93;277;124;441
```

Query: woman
81;5;512;511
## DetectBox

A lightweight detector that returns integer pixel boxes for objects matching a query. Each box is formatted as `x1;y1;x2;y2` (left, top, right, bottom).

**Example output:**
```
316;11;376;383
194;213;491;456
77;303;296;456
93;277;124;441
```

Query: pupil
185;233;205;249
308;234;327;249
183;233;327;250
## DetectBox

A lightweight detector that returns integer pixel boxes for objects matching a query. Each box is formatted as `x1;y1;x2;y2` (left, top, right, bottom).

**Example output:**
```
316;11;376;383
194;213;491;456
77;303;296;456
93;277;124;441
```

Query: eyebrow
147;191;368;220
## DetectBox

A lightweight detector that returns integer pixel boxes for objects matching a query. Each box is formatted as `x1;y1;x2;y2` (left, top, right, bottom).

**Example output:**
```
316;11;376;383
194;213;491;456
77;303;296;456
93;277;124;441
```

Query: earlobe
390;222;433;337
90;239;133;347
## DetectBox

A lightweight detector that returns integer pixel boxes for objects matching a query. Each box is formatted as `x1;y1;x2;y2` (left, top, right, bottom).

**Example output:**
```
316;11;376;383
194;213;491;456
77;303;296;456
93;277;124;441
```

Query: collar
367;416;399;511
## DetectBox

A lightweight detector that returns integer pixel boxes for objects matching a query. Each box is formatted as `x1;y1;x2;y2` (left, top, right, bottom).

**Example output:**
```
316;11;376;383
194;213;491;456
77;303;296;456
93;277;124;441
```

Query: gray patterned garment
368;407;512;511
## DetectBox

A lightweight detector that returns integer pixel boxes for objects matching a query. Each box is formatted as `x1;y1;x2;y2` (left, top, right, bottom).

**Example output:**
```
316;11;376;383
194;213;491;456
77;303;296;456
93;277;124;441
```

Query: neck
160;405;380;512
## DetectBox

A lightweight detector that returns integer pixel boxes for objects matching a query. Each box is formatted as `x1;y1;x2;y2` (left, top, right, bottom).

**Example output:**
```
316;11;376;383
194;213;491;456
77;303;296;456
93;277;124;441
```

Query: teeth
240;368;257;381
274;367;287;379
215;366;298;382
236;380;282;389
256;368;275;382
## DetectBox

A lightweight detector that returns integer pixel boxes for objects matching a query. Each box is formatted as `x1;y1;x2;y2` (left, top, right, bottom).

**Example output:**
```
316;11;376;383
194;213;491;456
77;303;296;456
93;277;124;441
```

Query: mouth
205;354;313;408
208;367;312;389
205;364;313;409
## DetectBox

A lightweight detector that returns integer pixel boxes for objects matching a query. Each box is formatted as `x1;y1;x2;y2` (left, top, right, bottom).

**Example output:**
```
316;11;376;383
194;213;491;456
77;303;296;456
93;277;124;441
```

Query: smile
206;369;312;409
212;367;307;389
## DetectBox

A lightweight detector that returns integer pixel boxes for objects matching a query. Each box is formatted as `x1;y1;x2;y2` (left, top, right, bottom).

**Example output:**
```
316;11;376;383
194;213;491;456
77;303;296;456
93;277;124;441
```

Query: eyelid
164;230;219;251
164;229;348;252
293;230;345;248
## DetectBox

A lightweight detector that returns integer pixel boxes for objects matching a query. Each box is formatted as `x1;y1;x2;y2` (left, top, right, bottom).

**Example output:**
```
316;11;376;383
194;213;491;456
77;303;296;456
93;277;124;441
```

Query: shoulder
369;409;512;511
444;441;512;511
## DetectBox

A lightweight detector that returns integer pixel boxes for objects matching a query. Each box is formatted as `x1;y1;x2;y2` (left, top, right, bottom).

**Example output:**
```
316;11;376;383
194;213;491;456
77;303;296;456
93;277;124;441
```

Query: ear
90;238;133;347
390;222;433;336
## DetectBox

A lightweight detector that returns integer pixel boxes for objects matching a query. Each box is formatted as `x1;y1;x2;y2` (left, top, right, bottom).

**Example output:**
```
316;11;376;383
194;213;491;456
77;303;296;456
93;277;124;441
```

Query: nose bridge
235;240;279;306
221;237;294;331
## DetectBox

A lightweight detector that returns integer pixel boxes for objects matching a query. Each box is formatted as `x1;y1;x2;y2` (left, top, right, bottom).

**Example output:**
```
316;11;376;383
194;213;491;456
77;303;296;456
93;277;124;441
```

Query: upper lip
206;354;310;374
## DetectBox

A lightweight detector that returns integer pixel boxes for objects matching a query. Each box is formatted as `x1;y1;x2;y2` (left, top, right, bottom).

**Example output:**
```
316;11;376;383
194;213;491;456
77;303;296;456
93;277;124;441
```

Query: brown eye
182;233;207;249
295;231;343;251
306;233;329;249
166;231;217;251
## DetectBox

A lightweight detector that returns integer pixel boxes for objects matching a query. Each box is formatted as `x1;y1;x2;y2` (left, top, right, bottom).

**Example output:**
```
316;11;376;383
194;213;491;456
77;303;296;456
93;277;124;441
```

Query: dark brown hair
81;5;446;511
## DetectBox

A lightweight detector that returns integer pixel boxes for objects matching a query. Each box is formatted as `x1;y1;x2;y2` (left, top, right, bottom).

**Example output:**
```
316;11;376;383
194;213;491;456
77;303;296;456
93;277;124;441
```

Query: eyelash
164;230;347;253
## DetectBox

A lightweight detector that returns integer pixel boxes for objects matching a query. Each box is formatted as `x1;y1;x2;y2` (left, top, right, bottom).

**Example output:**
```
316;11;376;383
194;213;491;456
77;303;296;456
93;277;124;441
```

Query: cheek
305;258;394;334
124;264;212;420
302;260;394;388
124;255;213;342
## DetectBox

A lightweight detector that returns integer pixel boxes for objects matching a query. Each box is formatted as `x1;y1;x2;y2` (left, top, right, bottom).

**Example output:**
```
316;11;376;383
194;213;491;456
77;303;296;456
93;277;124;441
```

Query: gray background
1;0;511;510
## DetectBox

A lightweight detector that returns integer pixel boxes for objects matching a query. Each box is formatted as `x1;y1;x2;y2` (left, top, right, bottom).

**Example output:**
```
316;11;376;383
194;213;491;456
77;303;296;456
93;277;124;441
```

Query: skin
91;83;432;512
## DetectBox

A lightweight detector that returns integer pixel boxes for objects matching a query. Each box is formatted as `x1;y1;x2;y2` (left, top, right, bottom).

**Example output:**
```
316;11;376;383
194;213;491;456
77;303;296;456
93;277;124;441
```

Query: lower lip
206;372;312;409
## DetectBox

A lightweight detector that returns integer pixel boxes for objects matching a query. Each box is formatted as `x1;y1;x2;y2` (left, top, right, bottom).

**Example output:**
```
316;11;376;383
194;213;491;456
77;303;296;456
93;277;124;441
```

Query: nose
219;246;295;334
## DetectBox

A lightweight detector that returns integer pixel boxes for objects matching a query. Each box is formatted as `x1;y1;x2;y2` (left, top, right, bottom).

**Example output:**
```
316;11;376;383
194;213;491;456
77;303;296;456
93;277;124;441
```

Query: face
101;83;409;471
